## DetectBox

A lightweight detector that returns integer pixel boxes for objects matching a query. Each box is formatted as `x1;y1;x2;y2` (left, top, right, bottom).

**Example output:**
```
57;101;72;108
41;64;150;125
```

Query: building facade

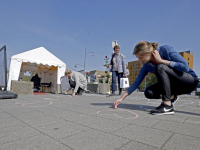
86;70;111;83
127;61;152;86
179;50;193;69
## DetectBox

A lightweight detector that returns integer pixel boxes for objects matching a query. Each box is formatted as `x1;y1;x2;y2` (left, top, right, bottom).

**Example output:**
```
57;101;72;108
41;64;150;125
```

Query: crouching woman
65;68;87;97
113;41;198;115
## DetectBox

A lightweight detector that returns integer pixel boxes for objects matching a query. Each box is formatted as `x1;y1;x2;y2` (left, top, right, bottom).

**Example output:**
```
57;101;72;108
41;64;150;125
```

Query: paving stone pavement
0;92;200;150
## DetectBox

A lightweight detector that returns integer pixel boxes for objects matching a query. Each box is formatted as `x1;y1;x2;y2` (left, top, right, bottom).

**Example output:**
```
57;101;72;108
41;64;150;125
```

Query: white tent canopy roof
11;47;66;67
7;47;66;91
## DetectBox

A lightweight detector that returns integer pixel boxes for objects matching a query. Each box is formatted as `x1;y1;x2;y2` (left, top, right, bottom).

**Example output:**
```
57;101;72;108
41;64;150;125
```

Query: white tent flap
57;66;65;84
7;59;22;90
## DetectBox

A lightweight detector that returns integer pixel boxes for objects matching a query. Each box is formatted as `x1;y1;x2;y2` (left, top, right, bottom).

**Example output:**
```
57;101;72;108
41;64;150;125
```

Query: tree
138;75;158;91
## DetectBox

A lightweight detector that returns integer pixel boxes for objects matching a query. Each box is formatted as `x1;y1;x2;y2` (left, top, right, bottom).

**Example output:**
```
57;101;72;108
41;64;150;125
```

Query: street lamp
74;63;87;76
74;63;84;68
84;48;95;76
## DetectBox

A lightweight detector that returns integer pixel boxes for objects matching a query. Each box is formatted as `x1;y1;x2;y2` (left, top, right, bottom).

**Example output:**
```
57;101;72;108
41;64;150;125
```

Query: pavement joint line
160;133;174;149
183;117;189;123
116;137;164;149
150;120;163;129
114;140;133;150
185;120;200;124
151;126;200;139
108;126;171;147
109;124;133;134
116;139;160;150
58;129;91;140
2;110;75;150
192;107;197;112
0;133;41;146
149;119;163;128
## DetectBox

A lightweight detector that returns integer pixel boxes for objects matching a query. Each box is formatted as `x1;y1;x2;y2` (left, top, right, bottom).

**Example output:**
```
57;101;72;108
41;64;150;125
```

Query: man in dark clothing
31;73;41;90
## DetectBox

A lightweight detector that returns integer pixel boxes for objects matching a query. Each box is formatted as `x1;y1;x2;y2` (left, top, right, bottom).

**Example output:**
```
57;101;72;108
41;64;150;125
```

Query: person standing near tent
65;68;87;96
31;73;41;90
113;41;198;115
109;45;126;96
93;71;97;82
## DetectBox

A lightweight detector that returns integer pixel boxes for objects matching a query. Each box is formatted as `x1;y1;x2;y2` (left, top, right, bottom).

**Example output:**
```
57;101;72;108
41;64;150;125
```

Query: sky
1;0;200;76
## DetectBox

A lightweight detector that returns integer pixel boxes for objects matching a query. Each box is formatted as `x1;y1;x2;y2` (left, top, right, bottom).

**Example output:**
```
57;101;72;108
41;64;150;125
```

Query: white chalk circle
97;109;139;119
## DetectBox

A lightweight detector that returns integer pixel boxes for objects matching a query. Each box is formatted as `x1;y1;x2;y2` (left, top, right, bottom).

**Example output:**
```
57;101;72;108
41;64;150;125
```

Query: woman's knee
155;64;168;74
144;88;154;99
144;83;161;99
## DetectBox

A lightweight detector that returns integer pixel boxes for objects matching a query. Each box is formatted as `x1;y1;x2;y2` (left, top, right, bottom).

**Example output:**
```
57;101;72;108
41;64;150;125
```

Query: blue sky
1;0;200;76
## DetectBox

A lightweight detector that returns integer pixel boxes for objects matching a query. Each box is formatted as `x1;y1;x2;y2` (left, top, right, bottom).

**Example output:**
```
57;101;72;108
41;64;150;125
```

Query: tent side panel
57;66;65;84
56;66;65;93
7;59;22;90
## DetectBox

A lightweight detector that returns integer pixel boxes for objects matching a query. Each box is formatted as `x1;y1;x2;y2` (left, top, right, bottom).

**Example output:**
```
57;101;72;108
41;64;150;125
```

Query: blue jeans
112;71;123;93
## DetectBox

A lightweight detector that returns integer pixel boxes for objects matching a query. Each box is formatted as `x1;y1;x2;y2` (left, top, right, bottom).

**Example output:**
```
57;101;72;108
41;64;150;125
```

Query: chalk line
97;108;139;119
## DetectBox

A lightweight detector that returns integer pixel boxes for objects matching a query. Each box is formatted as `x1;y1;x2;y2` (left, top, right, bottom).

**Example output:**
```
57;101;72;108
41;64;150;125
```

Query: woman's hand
152;50;163;64
113;92;128;109
72;92;76;97
113;98;123;109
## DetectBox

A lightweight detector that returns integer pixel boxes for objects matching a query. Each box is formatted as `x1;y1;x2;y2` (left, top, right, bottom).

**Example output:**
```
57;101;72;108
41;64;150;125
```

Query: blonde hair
133;41;158;55
65;68;72;75
113;45;120;50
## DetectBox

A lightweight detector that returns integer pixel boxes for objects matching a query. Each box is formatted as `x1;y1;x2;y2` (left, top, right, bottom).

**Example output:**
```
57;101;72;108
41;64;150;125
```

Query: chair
33;84;41;92
43;82;51;93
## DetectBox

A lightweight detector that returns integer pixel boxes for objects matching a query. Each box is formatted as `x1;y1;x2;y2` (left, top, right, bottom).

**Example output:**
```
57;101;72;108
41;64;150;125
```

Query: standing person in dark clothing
114;41;198;115
31;73;41;90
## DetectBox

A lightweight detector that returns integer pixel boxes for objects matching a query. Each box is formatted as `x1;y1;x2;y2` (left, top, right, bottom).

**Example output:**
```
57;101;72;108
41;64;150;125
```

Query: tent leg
56;84;61;94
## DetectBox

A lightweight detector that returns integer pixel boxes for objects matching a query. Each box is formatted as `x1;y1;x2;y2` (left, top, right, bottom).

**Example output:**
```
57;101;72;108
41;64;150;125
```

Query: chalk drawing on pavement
97;109;139;119
15;98;59;107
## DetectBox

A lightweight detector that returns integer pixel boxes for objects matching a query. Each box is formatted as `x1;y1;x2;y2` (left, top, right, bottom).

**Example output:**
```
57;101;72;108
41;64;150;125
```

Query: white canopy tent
7;47;66;93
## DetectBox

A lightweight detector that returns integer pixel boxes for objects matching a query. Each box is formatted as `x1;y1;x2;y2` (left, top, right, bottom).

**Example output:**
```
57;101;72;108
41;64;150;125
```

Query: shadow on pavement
90;102;200;117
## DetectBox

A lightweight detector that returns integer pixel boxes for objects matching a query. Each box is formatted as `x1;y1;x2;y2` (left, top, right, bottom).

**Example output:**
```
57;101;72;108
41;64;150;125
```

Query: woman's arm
152;50;170;66
159;46;190;72
113;91;129;108
73;74;80;94
113;65;148;108
169;52;190;72
127;65;148;95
